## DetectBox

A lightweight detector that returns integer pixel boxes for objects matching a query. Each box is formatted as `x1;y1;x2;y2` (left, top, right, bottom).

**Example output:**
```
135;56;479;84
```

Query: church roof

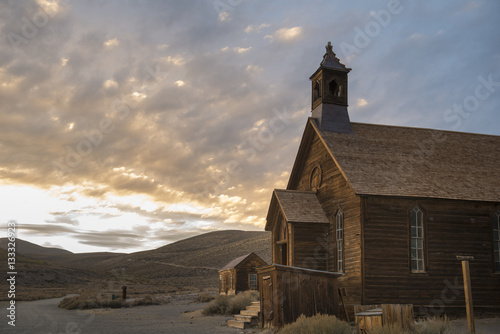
289;118;500;202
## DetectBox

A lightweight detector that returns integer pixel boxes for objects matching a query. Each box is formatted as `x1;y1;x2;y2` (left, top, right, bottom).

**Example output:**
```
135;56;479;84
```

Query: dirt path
152;261;220;271
2;296;499;333
0;295;265;334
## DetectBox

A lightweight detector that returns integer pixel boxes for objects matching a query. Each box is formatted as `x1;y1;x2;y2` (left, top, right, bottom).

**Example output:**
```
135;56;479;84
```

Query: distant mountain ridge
0;238;73;256
0;230;272;295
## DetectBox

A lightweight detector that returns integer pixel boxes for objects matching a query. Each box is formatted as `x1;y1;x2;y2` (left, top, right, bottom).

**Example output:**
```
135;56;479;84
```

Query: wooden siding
363;196;500;311
292;131;363;304
219;253;267;294
258;265;341;329
234;254;267;292
292;223;328;271
219;269;234;295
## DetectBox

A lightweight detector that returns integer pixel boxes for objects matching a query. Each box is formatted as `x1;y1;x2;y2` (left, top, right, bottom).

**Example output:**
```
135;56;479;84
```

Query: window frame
249;273;257;290
336;208;344;273
493;210;500;273
409;205;426;273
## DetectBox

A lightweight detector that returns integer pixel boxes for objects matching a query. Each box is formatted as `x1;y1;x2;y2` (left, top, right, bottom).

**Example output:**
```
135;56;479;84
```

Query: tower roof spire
320;41;350;72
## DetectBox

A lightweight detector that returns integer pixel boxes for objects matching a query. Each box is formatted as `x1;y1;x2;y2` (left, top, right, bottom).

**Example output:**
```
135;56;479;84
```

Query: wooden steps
227;301;260;329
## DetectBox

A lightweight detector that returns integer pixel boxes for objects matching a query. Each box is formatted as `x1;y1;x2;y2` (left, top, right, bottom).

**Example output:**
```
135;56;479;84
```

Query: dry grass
278;314;352;334
415;317;451;334
368;317;451;334
202;290;259;316
131;295;170;307
369;324;412;334
58;293;169;310
195;292;215;303
59;294;128;310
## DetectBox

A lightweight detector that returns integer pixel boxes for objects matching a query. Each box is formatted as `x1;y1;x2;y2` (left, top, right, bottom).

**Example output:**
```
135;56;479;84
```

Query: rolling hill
0;230;272;299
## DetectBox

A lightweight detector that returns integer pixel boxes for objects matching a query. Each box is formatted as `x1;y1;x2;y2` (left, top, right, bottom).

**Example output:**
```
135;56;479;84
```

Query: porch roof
265;189;329;231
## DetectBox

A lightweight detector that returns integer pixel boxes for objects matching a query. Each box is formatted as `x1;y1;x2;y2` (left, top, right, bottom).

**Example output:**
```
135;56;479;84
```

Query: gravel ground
0;295;270;334
1;295;499;334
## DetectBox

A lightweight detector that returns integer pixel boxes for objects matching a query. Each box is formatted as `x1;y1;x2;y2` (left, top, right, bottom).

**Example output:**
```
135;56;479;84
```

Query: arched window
493;210;500;273
329;79;342;97
336;208;344;272
313;80;321;100
410;206;425;272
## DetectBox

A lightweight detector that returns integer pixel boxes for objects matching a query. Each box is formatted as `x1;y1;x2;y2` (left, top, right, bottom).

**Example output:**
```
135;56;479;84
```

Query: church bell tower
310;42;353;133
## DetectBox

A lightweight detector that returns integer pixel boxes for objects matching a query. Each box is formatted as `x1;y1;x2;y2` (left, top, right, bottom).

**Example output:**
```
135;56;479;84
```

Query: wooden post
461;261;475;333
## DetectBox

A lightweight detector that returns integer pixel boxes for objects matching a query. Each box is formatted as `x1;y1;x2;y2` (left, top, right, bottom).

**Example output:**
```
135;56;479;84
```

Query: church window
310;165;322;191
410;206;425;272
336;208;344;272
494;210;500;272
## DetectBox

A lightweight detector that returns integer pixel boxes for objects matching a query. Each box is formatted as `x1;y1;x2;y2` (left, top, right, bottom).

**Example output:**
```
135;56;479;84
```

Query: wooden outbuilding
219;253;267;295
261;42;500;328
257;264;342;329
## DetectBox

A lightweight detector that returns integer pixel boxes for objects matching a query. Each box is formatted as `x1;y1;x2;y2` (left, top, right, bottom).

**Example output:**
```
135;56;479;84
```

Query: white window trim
494;211;500;273
410;206;425;273
249;273;257;290
336;209;344;273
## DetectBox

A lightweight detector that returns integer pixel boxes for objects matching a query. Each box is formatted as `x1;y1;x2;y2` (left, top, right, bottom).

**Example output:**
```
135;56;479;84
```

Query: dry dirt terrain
1;294;499;334
0;294;272;334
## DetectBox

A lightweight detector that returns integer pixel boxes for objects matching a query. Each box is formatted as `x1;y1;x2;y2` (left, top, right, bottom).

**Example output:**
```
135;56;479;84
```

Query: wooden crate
355;304;414;333
356;308;382;333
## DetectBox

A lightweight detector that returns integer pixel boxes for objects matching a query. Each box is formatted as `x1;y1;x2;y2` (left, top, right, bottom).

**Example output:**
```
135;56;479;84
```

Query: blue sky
1;0;499;253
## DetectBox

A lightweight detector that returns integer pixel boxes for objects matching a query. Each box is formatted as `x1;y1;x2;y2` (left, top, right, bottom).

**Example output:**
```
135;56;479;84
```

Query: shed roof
289;118;500;202
220;252;266;271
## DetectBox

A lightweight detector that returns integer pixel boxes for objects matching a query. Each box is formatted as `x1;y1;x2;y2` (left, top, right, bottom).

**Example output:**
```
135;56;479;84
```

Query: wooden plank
339;288;350;322
462;261;476;333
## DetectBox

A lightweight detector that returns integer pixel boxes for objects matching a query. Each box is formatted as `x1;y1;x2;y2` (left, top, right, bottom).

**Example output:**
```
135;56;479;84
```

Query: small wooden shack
257;264;342;329
219;253;267;295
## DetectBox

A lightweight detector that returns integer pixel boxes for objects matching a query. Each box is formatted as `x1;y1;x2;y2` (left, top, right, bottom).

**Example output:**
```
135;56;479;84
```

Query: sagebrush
278;314;351;334
195;292;215;303
59;294;168;310
202;290;258;316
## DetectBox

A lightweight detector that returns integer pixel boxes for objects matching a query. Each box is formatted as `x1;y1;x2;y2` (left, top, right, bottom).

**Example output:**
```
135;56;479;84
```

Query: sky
1;0;499;253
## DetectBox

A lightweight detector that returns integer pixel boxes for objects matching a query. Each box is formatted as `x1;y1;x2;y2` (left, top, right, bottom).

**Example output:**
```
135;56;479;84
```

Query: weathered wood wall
258;265;341;329
291;131;362;304
363;196;500;312
234;254;267;292
219;269;234;295
292;223;328;271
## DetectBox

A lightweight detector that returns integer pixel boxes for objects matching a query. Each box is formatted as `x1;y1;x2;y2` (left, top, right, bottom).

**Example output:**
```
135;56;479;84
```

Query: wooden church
259;42;500;326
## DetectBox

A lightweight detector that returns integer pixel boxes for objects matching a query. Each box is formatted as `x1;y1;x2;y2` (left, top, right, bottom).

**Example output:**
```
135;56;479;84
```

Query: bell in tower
310;42;353;133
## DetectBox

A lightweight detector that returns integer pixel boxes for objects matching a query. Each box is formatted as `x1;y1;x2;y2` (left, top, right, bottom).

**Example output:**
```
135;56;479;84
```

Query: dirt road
0;295;259;334
2;296;499;333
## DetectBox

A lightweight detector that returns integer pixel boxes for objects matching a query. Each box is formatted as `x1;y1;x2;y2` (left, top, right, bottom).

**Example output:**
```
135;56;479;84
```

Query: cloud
19;224;78;236
269;26;303;42
103;38;119;48
233;46;252;54
45;216;80;226
245;23;270;34
36;0;62;15
357;98;368;107
218;11;231;22
0;0;499;253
